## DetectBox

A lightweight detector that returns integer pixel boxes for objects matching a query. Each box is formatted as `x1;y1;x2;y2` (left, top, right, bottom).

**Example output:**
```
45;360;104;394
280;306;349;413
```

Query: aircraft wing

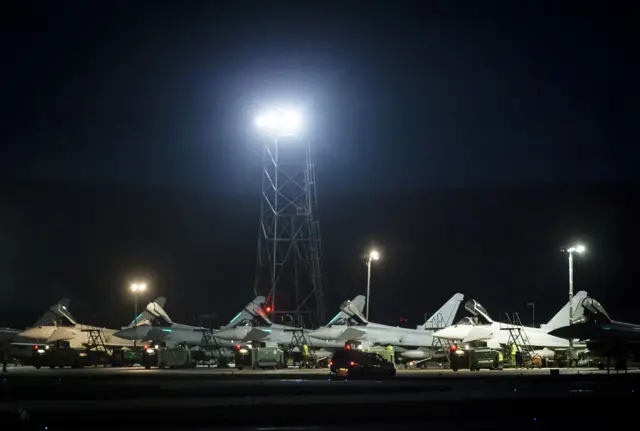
338;327;367;340
244;327;270;341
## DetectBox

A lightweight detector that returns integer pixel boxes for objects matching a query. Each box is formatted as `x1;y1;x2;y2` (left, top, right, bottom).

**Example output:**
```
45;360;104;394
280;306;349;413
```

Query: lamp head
567;245;586;254
255;108;302;137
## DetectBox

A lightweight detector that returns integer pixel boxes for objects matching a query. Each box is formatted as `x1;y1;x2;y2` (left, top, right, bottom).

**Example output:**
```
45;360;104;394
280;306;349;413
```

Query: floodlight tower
254;108;325;327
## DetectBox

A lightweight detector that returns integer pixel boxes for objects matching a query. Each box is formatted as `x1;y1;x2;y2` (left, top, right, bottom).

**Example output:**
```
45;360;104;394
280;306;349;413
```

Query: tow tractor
141;343;195;369
234;342;285;370
449;344;503;371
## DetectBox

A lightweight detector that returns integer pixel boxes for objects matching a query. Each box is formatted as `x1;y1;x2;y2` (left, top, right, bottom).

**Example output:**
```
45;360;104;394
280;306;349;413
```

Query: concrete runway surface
2;364;638;379
1;365;638;423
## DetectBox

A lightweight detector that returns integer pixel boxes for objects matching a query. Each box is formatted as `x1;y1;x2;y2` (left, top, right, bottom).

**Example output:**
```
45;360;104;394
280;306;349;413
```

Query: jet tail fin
327;295;366;325
31;298;75;327
419;293;464;330
540;290;588;332
224;296;269;328
127;297;167;327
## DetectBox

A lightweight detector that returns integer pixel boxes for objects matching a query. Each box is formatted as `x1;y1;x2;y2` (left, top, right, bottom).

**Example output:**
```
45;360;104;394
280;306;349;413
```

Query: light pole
563;244;585;366
130;282;147;324
365;249;380;320
527;302;535;327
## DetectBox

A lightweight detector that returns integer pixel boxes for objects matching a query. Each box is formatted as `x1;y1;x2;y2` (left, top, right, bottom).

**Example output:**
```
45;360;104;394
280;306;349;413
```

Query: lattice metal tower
253;109;325;327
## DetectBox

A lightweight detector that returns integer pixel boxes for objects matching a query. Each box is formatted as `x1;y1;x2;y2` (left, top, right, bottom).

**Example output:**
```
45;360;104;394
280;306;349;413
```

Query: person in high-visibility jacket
510;344;517;366
385;345;395;363
497;350;504;370
302;344;309;358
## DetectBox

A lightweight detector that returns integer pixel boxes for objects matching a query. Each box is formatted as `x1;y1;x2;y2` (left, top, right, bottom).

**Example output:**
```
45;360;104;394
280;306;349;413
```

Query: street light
365;249;380;320
562;244;586;366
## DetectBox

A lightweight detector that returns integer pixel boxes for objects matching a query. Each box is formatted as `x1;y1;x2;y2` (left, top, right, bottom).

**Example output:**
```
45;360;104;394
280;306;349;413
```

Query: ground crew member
497;350;504;369
510;343;517;366
515;350;523;368
386;344;394;363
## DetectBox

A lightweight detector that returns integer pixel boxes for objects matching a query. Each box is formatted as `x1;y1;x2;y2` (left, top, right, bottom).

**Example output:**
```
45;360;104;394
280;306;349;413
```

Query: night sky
1;2;637;328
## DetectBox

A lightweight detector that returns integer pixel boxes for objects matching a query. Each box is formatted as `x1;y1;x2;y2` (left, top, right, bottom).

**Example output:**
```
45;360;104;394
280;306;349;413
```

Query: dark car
329;348;396;378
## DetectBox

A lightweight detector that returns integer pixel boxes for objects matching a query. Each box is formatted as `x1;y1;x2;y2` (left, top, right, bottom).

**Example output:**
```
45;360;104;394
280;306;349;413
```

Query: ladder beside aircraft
287;327;320;368
198;329;229;367
502;313;540;369
82;327;112;365
425;311;451;365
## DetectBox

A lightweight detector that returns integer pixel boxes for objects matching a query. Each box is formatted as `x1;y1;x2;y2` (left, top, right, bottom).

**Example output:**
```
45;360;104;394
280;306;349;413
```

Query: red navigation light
451;344;458;352
265;306;272;312
349;361;355;366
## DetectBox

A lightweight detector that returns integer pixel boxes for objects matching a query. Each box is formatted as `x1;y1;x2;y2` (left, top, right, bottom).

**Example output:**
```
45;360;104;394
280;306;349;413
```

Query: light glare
254;108;302;136
567;245;586;254
369;250;380;261
131;282;147;293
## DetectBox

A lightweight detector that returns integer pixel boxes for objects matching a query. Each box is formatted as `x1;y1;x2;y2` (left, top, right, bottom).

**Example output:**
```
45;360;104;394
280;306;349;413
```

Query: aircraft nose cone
18;327;45;340
548;325;575;340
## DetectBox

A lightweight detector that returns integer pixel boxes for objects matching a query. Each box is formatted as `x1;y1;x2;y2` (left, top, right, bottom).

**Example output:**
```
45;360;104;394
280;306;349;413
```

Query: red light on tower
265;306;272;312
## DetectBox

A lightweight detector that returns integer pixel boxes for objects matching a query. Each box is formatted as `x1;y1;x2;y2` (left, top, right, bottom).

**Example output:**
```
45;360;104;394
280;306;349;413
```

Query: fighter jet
433;292;588;360
549;296;640;369
114;298;240;349
1;298;74;353
308;293;465;360
17;298;157;350
212;297;344;353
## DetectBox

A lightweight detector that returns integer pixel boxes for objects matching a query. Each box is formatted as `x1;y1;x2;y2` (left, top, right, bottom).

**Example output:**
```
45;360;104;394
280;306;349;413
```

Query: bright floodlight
567;245;586;254
131;282;147;292
369;250;380;261
254;108;302;137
